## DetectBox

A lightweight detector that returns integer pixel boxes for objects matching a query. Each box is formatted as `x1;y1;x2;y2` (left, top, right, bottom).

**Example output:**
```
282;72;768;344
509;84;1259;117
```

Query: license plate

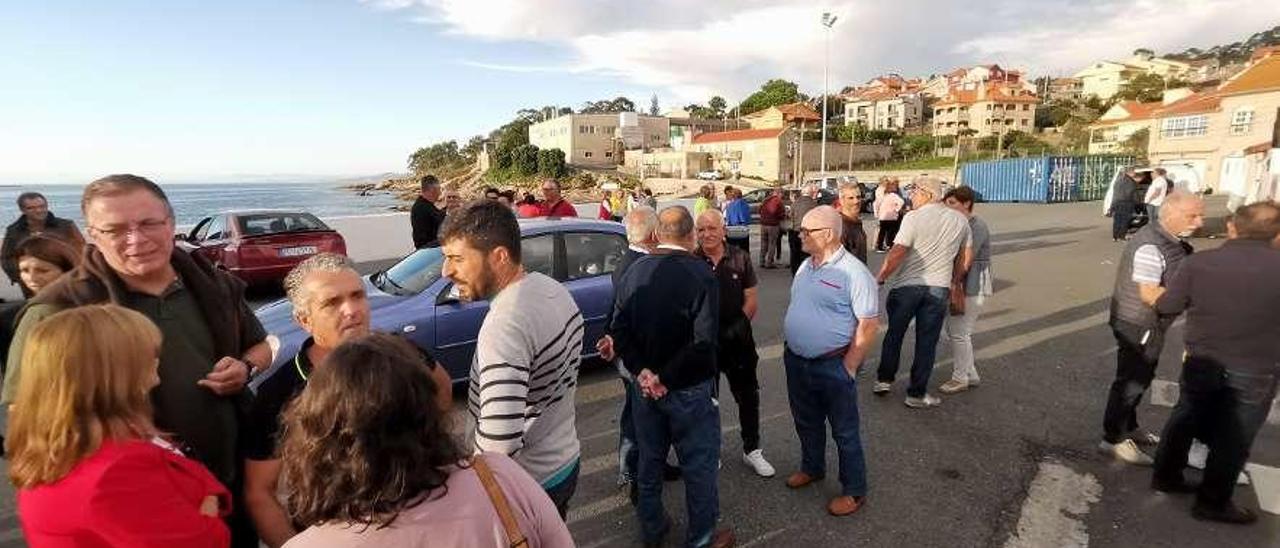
278;246;317;257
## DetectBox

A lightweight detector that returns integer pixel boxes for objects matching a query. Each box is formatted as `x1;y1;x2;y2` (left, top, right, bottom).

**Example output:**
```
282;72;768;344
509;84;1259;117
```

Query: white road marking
1004;460;1102;548
1244;463;1280;515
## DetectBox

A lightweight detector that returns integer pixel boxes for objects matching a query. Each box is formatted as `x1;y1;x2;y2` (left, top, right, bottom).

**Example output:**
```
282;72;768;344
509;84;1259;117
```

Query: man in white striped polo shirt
441;200;584;517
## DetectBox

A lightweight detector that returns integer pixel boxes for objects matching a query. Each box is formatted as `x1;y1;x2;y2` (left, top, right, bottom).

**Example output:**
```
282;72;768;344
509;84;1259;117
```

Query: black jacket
1;213;84;283
410;197;445;248
611;248;719;391
604;248;646;332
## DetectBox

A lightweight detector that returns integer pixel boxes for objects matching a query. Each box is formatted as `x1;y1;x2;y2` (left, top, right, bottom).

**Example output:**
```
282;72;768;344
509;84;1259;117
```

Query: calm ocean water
0;182;403;228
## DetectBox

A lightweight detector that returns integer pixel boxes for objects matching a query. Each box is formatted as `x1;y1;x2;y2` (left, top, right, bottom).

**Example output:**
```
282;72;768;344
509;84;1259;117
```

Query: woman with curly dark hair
278;332;573;548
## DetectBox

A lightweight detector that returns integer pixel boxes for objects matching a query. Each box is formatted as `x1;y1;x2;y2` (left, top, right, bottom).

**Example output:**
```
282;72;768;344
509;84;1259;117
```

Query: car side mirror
436;284;461;305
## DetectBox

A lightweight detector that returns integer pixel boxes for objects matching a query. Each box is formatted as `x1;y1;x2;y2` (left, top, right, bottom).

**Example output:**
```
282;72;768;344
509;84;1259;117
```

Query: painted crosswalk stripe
1004;460;1101;548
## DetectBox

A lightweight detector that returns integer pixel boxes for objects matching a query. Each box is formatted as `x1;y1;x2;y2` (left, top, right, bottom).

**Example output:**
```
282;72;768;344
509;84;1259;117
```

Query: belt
820;346;850;359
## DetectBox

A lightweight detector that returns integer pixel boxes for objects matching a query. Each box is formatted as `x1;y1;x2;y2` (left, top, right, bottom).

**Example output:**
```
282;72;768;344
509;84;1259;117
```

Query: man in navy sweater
612;206;733;548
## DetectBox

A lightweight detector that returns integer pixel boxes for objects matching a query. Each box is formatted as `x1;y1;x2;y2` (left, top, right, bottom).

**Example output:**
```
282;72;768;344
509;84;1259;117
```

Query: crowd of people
0;169;1275;548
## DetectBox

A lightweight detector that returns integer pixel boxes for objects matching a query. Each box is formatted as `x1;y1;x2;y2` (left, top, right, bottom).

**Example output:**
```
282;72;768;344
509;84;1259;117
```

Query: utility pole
821;12;837;175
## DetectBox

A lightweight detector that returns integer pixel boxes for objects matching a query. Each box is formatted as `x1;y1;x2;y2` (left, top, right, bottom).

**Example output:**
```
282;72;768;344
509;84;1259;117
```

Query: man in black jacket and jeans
409;175;445;248
613;206;733;548
1151;202;1280;525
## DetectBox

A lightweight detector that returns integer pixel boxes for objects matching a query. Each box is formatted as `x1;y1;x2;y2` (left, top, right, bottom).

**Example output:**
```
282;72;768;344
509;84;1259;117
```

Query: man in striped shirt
441;200;584;517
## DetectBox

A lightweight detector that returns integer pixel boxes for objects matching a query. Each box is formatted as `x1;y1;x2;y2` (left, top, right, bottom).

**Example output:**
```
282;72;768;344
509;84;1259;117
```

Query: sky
3;0;1277;184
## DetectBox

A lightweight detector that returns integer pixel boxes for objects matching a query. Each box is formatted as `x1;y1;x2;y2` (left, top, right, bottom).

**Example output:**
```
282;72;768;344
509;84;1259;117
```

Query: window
584;151;593;158
521;234;556;278
237;213;327;236
1161;115;1208;138
1230;108;1254;135
604;151;613;158
1021;119;1029;126
191;218;213;241
563;232;626;281
1022;104;1030;111
202;217;227;240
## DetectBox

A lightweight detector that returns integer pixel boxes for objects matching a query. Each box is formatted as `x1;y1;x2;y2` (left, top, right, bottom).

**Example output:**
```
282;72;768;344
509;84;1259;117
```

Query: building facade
843;89;924;130
1087;100;1161;154
931;84;1039;137
528;113;670;167
1074;54;1195;100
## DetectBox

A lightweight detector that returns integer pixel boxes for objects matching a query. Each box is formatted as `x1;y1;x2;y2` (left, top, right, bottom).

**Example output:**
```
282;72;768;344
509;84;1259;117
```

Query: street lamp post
820;12;837;175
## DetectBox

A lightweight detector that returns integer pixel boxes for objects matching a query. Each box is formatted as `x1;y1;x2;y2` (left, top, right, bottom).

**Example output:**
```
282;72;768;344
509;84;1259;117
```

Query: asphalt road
0;198;1274;547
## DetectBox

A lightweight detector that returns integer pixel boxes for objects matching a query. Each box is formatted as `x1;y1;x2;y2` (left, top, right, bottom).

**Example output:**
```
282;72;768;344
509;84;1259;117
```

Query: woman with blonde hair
8;304;230;547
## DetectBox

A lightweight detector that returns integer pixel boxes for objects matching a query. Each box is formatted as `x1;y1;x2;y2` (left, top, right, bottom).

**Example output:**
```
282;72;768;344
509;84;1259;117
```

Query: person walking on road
1149;201;1280;525
874;176;972;408
1099;191;1204;466
612;206;734;548
782;205;880;517
836;182;868;264
1111;168;1141;241
410;175;446;249
939;187;993;395
2;191;85;297
758;187;785;269
788;184;818;274
442;200;584;517
873;179;905;253
695;210;775;478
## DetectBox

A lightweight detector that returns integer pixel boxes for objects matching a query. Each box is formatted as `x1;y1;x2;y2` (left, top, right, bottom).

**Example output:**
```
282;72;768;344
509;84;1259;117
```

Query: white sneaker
904;394;942;408
1099;439;1153;466
742;449;776;478
872;382;892;395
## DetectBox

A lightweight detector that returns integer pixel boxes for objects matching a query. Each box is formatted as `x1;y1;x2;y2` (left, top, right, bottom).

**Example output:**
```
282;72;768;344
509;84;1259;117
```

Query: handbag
473;455;531;548
949;285;966;316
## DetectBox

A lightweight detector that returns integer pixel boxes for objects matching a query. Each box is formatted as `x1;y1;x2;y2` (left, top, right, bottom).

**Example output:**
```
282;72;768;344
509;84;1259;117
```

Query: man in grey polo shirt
782;205;880;517
874;176;971;408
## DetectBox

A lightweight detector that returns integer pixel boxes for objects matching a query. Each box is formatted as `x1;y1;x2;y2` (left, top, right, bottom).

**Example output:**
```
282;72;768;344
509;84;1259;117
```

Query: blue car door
432;233;559;379
560;230;628;357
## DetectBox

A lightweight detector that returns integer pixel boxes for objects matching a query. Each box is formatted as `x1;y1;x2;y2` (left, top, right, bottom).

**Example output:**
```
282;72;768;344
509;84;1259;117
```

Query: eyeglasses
798;227;830;237
89;217;172;242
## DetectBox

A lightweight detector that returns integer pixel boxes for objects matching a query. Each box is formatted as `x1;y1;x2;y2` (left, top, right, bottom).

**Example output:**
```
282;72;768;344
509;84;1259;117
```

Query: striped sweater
467;272;583;485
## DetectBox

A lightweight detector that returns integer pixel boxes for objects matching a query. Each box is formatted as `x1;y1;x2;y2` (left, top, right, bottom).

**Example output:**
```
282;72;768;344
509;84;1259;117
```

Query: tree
461;135;486;160
1114;73;1190;103
407;140;465;175
811;94;843;124
738;79;804;115
708;96;727;118
509;144;539;177
1133;47;1155;58
649;94;660;116
580;96;636;114
1121;127;1150;159
537;148;567;178
684;103;716;118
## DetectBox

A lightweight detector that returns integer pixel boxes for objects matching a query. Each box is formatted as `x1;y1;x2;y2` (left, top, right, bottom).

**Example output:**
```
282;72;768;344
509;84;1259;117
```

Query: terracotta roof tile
690;128;786;144
1218;55;1280;96
1152;92;1221;117
934;84;1039;106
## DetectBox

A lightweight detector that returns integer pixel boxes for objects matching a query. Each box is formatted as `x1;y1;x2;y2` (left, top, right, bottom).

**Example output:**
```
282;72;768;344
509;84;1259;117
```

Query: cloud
371;0;1280;104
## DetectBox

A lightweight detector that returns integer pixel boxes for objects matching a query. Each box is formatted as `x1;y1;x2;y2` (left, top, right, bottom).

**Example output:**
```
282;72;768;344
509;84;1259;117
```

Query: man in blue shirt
782;205;881;517
723;186;752;256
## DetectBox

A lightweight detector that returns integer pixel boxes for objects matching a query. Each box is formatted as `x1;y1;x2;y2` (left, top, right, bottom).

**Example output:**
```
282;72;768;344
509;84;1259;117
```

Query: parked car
697;169;724;180
177;210;346;286
253;218;628;383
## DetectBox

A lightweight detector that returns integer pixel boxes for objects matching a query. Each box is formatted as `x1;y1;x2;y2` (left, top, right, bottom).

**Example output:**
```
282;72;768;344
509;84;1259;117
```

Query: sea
0;181;404;228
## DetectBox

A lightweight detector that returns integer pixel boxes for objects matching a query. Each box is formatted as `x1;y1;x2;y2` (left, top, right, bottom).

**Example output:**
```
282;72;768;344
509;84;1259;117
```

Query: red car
177;210;347;285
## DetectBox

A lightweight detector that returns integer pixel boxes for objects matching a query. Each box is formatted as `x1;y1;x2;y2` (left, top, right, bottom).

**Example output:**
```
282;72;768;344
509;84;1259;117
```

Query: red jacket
515;203;541;218
538;199;578;218
759;194;785;226
19;438;230;548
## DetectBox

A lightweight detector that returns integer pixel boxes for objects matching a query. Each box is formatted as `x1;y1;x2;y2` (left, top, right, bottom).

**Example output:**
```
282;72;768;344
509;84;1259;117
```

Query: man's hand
197;357;249;395
596;335;615;362
637;368;668;399
842;351;861;378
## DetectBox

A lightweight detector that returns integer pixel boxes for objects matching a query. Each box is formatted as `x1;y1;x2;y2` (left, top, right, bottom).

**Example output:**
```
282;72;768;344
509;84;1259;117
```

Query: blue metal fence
959;155;1134;203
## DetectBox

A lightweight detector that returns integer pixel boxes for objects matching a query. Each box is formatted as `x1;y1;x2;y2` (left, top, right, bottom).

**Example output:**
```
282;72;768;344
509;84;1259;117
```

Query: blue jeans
878;285;951;398
618;378;639;483
784;349;867;497
632;379;721;547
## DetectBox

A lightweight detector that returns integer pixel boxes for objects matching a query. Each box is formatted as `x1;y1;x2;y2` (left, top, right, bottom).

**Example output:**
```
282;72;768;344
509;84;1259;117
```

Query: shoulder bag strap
473;456;530;548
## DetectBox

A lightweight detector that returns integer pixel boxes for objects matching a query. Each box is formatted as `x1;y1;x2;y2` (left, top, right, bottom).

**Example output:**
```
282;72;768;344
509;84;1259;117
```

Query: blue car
254;218;629;384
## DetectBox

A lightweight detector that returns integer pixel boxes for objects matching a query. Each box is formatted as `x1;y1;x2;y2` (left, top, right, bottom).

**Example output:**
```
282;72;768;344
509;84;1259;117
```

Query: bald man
695;210;774;478
782;205;880;517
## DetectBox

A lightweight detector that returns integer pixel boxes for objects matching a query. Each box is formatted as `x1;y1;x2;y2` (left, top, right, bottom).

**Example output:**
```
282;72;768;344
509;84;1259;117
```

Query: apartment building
1086;100;1162;154
843;88;925;130
527;113;669;167
1074;54;1195;100
931;84;1039;137
741;102;822;129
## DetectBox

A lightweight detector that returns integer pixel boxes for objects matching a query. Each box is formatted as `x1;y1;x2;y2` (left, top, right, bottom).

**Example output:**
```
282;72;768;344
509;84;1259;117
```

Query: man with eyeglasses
1;191;85;297
3;174;273;548
536;178;578;218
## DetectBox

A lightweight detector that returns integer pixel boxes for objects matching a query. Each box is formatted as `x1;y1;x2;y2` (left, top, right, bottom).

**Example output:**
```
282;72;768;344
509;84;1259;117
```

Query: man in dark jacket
789;184;818;274
1;192;85;297
409;175;446;248
837;182;869;264
612;206;733;548
1099;191;1202;466
1110;169;1141;241
3;175;272;548
1150;202;1280;525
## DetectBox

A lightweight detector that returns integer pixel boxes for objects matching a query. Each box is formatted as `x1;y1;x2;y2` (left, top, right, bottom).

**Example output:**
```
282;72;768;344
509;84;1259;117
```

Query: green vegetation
738;79;806;115
1114;73;1191;103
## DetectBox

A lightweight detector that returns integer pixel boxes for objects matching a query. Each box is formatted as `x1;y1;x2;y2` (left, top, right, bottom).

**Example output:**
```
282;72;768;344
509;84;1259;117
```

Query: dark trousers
618;377;639;483
1103;320;1165;443
544;460;581;519
1112;201;1134;240
784;349;867;497
1153;358;1278;509
718;351;761;453
633;379;721;547
877;285;951;398
787;230;808;275
875;220;900;250
761;225;782;267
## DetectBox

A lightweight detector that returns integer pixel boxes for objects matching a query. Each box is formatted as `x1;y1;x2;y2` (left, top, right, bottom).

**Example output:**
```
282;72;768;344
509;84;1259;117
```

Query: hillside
1163;24;1280;64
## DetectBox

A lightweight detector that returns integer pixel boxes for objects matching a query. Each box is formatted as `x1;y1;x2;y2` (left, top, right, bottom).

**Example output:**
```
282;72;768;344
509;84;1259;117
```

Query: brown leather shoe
786;471;821;489
710;528;736;548
827;495;866;516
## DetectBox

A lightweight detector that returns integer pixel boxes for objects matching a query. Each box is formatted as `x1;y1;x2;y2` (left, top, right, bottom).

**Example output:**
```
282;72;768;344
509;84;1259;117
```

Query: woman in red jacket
7;304;231;548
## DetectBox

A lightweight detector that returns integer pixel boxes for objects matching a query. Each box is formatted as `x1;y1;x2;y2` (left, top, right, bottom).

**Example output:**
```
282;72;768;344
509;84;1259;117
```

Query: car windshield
237;213;328;236
373;247;445;296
